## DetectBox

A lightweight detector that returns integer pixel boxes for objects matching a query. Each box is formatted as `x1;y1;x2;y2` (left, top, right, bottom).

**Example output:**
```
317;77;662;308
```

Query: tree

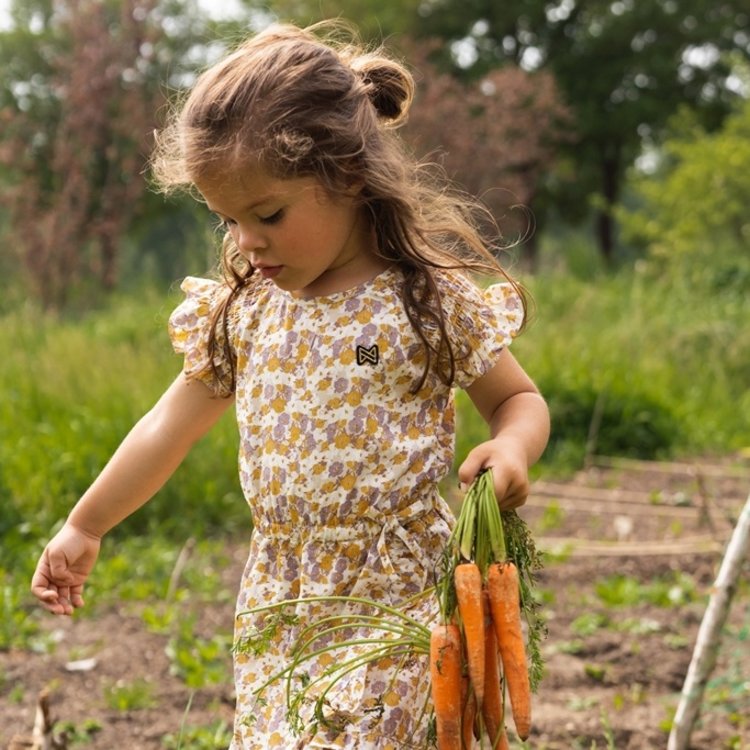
411;0;750;262
238;5;573;266
402;41;572;266
617;97;750;289
0;0;209;308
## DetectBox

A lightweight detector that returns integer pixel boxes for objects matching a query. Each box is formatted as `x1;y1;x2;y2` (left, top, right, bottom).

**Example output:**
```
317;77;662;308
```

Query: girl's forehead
196;168;319;212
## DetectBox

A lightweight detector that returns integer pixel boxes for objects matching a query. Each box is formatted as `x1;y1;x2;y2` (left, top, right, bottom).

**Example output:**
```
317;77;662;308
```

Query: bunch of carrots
236;470;543;747
430;469;544;749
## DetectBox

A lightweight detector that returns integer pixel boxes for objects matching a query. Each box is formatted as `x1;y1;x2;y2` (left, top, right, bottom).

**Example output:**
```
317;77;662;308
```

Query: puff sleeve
438;272;524;390
168;276;235;397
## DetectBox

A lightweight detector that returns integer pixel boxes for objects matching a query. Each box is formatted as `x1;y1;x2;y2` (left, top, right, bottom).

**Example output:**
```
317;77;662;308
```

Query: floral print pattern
168;267;522;749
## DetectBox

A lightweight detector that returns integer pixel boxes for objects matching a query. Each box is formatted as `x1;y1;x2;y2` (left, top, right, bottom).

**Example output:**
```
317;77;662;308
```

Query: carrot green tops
168;266;521;749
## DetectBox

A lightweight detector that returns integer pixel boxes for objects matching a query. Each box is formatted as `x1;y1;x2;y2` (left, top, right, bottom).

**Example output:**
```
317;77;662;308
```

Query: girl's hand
458;436;531;510
31;523;101;615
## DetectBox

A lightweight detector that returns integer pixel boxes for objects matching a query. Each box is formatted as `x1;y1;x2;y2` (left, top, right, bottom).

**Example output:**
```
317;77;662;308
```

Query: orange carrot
487;562;531;741
481;591;510;749
460;676;477;749
430;623;463;750
454;562;485;708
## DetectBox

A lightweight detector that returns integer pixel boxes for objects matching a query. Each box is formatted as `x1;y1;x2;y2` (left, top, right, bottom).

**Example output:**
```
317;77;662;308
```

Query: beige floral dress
168;266;522;749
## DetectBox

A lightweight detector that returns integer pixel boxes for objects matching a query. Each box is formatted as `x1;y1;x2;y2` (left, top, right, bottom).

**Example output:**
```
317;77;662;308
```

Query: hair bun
351;55;414;124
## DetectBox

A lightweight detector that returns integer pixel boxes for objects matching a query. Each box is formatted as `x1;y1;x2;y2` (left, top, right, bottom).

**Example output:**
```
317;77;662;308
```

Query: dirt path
3;457;749;749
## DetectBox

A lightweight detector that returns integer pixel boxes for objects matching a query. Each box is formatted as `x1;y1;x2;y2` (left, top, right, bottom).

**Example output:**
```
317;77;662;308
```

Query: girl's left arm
460;348;550;509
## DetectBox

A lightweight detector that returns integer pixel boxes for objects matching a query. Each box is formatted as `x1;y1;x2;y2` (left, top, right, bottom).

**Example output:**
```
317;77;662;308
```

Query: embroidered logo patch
356;344;379;366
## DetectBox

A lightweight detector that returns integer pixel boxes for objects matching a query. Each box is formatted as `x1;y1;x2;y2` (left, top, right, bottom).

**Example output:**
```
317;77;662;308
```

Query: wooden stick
667;493;750;750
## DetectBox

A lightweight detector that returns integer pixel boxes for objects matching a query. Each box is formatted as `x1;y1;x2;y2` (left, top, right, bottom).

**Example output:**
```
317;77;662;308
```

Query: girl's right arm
31;372;234;615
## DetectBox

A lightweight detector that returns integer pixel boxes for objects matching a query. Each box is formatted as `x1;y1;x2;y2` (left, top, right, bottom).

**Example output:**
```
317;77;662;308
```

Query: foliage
162;718;233;750
408;0;750;260
166;621;233;689
104;678;158;711
456;262;750;472
258;0;750;259
618;97;750;291
594;572;697;609
52;718;103;744
402;39;572;256
0;287;243;571
0;0;212;308
0;583;46;652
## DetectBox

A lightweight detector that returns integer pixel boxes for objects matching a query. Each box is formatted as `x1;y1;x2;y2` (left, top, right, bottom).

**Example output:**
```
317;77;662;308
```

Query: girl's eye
259;209;284;225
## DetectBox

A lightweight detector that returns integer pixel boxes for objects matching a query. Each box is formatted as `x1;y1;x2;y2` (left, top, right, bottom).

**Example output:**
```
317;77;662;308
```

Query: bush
540;381;677;461
617;98;750;293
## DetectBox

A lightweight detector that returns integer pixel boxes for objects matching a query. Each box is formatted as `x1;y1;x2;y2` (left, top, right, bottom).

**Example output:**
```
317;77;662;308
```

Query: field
3;455;749;749
1;264;749;748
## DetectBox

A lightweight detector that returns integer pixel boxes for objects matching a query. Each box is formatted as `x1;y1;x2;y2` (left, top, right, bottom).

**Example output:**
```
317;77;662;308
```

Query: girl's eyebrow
207;192;282;216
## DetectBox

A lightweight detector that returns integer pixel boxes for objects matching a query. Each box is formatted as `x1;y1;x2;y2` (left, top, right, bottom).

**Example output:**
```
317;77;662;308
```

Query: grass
1;258;748;671
3;262;748;566
0;252;747;749
104;678;158;711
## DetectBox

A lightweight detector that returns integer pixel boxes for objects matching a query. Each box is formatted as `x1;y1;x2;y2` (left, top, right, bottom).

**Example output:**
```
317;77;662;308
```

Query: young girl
31;21;550;749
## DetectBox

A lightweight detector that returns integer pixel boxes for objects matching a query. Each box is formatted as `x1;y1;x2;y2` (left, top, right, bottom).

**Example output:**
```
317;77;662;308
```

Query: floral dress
168;266;522;749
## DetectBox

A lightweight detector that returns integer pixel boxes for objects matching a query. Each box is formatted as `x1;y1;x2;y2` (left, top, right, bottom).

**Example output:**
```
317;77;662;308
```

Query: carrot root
454;562;485;709
430;623;463;750
487;562;531;741
460;676;477;749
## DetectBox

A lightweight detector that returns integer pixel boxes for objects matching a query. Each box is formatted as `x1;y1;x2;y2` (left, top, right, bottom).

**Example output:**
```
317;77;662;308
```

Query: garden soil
3;457;749;749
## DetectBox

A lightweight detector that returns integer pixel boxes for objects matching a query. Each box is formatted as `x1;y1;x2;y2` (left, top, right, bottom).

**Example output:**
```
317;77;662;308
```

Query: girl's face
198;167;382;298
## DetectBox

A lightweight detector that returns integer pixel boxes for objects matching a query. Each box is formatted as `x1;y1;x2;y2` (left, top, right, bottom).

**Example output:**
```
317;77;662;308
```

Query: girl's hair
152;21;527;394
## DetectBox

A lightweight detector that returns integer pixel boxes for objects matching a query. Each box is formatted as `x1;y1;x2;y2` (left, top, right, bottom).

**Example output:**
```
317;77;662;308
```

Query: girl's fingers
70;585;85;608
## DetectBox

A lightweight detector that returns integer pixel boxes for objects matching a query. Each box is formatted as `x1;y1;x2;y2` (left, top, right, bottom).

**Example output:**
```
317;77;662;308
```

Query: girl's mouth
257;266;283;279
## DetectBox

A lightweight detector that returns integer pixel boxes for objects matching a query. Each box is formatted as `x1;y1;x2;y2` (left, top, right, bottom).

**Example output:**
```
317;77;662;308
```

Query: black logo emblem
356;344;379;366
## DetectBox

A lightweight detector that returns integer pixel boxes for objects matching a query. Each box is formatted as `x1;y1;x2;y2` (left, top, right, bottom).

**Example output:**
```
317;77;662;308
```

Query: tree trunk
597;147;621;263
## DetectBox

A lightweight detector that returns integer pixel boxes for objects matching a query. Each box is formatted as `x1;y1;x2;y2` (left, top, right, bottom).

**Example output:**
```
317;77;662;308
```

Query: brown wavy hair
151;21;527;394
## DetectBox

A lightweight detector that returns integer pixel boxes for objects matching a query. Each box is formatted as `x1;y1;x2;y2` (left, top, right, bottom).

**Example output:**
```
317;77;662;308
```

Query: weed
0;583;53;652
141;603;182;634
571;612;609;637
166;619;233;689
538;500;566;532
599;709;616;749
594;572;697;608
557;638;586;655
52;718;103;744
615;616;661;635
567;695;599;711
584;663;608;683
162;719;233;749
663;633;690;649
104;678;158;711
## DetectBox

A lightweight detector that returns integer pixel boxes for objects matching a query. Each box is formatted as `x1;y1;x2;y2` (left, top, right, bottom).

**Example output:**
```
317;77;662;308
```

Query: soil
3;457;749;750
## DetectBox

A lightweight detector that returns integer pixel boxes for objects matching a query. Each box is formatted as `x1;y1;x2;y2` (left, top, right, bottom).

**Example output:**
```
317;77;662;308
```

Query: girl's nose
235;224;266;255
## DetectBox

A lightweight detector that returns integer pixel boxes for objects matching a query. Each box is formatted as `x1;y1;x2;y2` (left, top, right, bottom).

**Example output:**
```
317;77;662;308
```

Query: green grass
458;266;750;471
0;287;245;573
1;260;749;624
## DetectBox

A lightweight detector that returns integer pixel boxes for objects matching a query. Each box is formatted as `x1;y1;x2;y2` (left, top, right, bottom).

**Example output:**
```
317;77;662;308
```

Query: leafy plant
162;719;233;750
104;678;158;711
166;620;233;689
594;572;697;609
570;612;609;637
52;718;103;745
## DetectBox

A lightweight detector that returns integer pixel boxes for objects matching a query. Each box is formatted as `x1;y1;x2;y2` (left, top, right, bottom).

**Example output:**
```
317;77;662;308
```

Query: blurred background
1;0;749;545
0;2;749;746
